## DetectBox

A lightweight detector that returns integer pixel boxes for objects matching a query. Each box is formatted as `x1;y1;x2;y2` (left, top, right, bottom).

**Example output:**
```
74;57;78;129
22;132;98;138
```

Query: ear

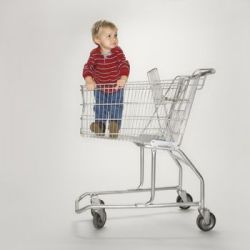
94;37;100;45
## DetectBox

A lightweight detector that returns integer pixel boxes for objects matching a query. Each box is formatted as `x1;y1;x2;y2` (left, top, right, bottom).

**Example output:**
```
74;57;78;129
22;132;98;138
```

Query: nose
112;38;117;45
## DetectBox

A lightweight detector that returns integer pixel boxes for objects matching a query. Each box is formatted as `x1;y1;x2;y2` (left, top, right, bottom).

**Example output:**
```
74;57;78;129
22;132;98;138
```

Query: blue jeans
94;89;124;128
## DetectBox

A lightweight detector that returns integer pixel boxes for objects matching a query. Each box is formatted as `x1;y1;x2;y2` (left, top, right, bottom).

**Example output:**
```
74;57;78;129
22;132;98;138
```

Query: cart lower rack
76;68;216;231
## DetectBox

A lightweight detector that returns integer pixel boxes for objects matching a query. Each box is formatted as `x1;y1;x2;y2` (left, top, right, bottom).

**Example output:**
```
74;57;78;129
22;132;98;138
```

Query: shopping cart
76;68;216;231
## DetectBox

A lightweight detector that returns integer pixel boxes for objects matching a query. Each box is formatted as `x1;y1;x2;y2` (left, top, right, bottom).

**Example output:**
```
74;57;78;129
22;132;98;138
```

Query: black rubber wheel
176;193;193;209
196;212;216;231
91;199;105;216
93;210;107;229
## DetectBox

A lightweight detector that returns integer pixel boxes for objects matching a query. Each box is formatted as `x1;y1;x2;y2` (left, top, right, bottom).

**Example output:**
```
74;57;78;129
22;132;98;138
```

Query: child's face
94;27;118;52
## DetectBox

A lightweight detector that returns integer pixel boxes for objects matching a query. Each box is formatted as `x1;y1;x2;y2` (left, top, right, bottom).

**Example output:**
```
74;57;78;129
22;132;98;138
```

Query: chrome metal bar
76;201;200;213
168;152;189;165
192;68;216;78
168;150;183;189
146;149;157;204
137;146;145;189
177;149;205;209
91;202;199;209
80;85;84;130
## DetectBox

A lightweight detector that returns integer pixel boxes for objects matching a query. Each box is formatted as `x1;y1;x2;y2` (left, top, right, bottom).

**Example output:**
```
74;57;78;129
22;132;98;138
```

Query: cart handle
192;68;216;78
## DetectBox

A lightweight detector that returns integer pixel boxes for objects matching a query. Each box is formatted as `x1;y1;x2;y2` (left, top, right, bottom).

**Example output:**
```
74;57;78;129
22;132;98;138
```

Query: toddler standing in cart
83;20;130;138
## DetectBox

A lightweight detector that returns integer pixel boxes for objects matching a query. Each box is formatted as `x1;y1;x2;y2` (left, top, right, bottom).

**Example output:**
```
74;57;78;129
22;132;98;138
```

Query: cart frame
75;68;216;231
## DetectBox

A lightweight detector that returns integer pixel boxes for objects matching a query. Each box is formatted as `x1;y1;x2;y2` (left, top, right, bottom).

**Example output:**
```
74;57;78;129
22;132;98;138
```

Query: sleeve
115;47;130;77
82;51;95;79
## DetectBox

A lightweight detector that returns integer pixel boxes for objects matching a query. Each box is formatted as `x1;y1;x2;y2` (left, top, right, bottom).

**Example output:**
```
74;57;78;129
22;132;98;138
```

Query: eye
115;33;118;38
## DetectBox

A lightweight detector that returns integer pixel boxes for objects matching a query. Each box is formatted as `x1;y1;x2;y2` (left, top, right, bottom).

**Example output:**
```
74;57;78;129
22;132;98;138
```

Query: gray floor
0;201;248;250
1;144;249;250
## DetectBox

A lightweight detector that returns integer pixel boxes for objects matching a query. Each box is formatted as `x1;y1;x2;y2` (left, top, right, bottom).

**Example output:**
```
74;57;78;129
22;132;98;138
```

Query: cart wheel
176;193;193;209
93;210;107;229
196;212;216;231
91;199;105;216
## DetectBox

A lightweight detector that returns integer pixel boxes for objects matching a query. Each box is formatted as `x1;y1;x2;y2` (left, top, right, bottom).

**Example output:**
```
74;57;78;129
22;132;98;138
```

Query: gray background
0;0;249;249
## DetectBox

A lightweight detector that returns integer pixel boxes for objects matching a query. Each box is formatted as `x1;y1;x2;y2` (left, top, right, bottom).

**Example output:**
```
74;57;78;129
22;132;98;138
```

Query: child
83;20;130;138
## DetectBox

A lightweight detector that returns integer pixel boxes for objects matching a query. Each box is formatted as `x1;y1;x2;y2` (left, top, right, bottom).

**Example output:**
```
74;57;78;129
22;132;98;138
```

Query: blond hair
91;20;117;42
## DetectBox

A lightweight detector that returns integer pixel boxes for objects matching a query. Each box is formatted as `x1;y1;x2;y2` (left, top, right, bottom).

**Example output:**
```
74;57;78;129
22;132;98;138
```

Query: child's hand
115;76;128;90
85;77;96;91
86;82;95;91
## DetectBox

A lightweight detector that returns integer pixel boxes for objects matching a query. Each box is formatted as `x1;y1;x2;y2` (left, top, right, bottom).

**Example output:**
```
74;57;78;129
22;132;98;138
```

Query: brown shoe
90;122;105;136
109;121;119;138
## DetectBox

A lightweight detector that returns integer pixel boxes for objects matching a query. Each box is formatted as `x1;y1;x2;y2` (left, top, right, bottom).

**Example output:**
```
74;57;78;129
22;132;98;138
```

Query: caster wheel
93;210;107;229
176;193;193;209
196;212;216;231
91;199;105;216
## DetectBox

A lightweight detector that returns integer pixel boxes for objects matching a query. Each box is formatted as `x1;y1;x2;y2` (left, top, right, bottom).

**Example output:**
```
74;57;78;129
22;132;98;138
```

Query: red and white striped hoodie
83;46;130;92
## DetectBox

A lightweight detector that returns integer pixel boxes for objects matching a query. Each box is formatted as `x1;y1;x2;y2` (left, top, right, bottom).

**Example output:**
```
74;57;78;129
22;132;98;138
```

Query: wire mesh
80;69;208;146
